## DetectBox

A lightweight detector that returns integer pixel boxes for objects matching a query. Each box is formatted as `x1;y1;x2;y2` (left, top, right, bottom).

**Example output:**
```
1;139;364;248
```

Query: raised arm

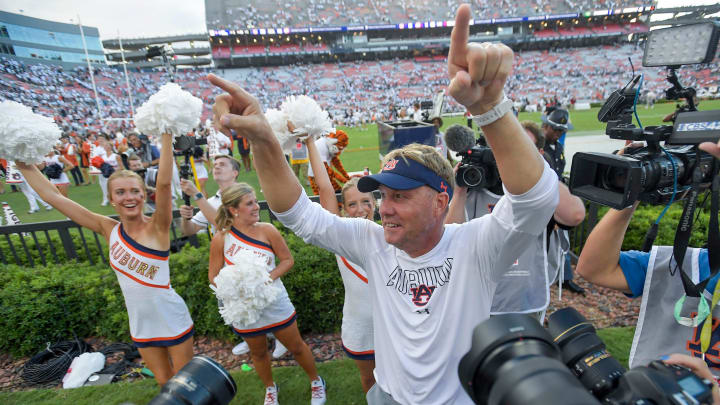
15;161;117;237
575;204;638;294
306;136;339;215
447;4;544;195
180;178;218;230
208;74;302;213
150;132;174;233
445;186;468;224
264;224;294;281
554;183;586;227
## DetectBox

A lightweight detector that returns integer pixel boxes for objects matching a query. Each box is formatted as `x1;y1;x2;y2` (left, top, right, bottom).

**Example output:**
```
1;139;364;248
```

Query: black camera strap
672;155;720;299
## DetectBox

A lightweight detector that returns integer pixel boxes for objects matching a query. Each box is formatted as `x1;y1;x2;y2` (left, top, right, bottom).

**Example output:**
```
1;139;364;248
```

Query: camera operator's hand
179;204;194;220
447;4;513;116
616;141;644;156
700;139;720;160
180;178;199;197
663;354;720;404
446;162;468;224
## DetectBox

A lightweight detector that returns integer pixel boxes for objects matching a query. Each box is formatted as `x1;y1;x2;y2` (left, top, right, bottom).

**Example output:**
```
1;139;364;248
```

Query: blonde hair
215;182;256;231
382;143;455;189
107;170;146;196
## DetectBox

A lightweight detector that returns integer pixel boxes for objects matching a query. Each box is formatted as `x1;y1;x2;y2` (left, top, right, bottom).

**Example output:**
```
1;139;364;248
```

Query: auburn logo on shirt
386;258;452;311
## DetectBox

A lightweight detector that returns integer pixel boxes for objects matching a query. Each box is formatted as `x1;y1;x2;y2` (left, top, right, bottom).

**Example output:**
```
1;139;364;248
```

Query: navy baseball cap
541;108;574;131
357;157;453;199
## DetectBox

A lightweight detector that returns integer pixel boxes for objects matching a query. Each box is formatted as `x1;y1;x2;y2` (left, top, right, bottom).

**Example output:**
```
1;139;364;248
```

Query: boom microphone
444;124;476;153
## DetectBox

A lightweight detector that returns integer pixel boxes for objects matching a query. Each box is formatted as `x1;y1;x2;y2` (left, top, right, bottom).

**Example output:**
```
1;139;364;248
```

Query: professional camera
148;355;236;405
458;307;715;405
570;22;720;210
133;166;158;189
174;134;207;204
456;139;501;191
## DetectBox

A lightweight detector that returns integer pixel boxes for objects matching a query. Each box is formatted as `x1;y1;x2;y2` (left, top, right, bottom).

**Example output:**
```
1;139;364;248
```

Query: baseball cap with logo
357;157;453;199
541;108;574;132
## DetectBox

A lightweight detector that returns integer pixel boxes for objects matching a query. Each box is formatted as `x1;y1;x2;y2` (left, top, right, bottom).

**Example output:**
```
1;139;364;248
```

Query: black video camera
458;307;715;405
456;138;501;192
570;22;720;210
173;134;207;204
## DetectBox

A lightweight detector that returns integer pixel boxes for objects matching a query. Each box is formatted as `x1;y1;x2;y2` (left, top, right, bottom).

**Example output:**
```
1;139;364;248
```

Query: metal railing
0;195;600;267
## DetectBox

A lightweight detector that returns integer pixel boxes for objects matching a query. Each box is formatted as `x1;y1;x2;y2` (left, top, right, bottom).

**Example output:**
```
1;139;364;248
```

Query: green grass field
0;326;635;405
4;99;719;225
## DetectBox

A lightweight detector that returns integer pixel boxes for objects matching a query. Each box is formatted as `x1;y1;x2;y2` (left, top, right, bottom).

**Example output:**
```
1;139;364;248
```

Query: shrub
0;225;347;356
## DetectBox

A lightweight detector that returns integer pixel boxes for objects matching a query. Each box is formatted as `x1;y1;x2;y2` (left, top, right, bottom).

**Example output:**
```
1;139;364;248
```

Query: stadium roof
103;33;209;50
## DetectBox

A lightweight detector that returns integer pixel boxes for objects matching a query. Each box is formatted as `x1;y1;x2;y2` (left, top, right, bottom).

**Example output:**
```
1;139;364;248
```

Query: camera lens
461;166;485;188
148;356;237;405
548;308;625;400
459;314;597;405
600;166;628;192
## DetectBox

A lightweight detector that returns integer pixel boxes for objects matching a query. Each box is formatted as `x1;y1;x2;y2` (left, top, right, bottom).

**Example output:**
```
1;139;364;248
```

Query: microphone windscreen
444;124;476;152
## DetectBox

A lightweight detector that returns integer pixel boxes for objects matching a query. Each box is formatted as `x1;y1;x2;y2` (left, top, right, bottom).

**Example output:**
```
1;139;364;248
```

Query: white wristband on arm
471;93;513;127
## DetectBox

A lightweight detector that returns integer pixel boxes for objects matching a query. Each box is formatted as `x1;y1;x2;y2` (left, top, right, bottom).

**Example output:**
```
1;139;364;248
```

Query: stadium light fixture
643;22;720;67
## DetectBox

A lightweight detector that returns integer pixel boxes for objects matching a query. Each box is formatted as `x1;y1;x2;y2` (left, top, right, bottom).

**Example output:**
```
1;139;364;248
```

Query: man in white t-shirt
206;5;558;404
179;154;240;235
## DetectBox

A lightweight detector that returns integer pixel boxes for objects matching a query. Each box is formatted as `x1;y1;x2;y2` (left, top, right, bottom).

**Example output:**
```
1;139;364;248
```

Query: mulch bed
0;276;640;393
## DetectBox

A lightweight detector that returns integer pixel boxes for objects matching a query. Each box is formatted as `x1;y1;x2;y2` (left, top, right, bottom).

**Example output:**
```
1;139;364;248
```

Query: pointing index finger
207;73;251;100
449;4;471;67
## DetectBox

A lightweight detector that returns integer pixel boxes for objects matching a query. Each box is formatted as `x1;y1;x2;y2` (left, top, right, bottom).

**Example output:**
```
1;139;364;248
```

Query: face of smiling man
378;184;446;257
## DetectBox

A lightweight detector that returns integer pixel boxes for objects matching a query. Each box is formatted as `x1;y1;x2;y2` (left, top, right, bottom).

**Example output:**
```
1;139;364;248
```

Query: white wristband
471;94;513;127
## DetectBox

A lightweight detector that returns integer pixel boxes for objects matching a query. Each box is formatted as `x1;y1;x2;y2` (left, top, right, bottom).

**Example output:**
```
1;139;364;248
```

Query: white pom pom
265;108;295;154
134;83;203;137
280;95;333;139
212;250;280;327
0;101;61;164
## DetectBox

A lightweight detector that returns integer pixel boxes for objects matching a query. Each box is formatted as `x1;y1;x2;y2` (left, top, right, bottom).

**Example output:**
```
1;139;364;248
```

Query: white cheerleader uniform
109;223;194;347
223;226;296;337
336;254;374;360
43;155;70;186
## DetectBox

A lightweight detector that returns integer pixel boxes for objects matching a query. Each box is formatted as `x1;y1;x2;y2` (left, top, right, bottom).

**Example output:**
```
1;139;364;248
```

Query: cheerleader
208;183;326;405
306;136;376;393
16;132;194;386
96;134;124;206
39;149;73;198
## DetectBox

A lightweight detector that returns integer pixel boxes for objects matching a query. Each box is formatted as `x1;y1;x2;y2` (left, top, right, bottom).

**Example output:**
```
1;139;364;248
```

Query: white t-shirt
190;190;221;233
215;133;232;155
274;163;558;404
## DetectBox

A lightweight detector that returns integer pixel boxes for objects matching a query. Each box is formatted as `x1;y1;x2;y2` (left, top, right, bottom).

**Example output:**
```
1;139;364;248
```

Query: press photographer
127;132;160;169
458;308;719;404
446;122;585;320
572;21;720;377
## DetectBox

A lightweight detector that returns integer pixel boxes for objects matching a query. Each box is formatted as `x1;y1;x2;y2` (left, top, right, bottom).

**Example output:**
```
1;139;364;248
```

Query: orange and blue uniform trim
342;344;375;361
232;312;297;338
132;324;195;348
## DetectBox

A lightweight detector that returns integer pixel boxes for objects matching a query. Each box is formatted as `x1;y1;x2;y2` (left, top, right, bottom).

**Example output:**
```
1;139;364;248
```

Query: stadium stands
205;0;654;30
1;42;717;131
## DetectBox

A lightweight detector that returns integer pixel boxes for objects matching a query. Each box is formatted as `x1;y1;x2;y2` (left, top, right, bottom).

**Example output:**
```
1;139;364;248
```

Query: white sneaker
310;377;326;405
272;341;288;359
44;206;53;211
101;200;109;206
232;341;249;355
264;383;279;405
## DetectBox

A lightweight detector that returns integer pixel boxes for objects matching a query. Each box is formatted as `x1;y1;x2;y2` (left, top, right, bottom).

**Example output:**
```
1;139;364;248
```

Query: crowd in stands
206;0;654;30
2;43;717;132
